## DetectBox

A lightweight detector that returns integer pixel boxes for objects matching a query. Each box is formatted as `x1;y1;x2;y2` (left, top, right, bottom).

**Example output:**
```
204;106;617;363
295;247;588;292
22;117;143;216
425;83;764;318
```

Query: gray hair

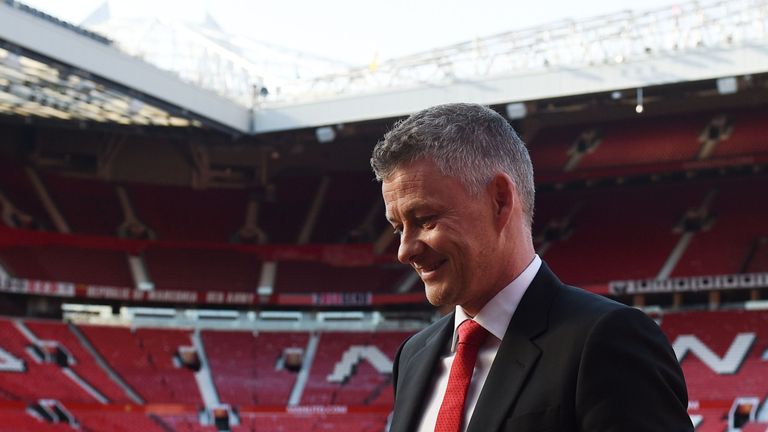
370;103;535;227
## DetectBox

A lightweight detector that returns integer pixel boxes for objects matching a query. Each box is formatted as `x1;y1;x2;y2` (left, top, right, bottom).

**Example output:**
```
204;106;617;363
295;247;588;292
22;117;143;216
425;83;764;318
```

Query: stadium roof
1;0;767;134
0;0;249;133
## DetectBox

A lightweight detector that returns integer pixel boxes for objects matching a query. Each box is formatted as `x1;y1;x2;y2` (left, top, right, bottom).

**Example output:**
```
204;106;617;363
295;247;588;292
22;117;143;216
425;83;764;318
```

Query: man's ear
487;173;516;231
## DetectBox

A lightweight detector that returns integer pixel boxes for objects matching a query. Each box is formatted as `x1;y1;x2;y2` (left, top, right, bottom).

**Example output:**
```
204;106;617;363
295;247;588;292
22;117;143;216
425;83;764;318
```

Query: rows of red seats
0;245;413;294
259;174;323;244
691;408;729;432
125;183;249;243
0;408;74;432
274;261;409;294
24;320;131;403
202;330;308;406
301;331;409;407
0;108;765;299
0;154;53;230
3;175;767;293
1;108;765;246
144;248;263;292
664;310;768;402
1;318;412;409
78;325;202;405
41;172;124;237
528;108;768;175
234;412;389;432
662;309;768;431
72;409;168;432
536;178;714;285
158;413;216;432
672;174;768;277
0;245;134;287
0;318;404;430
0;409;388;432
577;113;705;170
310;172;381;244
747;237;768;274
5;311;768;430
713;109;768;158
741;423;768;432
537;172;768;285
0;319;97;404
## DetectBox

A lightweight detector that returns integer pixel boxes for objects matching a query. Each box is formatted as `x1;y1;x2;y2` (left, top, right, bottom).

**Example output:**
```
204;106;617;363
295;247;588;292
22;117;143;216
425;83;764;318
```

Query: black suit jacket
390;263;693;432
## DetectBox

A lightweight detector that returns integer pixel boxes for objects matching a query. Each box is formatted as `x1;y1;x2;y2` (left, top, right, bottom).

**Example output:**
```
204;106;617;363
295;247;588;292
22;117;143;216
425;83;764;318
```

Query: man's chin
424;284;454;308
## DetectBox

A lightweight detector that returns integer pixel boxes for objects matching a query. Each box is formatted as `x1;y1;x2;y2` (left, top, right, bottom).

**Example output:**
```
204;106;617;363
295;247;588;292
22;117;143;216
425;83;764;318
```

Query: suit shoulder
530;263;628;327
551;284;636;327
558;284;626;313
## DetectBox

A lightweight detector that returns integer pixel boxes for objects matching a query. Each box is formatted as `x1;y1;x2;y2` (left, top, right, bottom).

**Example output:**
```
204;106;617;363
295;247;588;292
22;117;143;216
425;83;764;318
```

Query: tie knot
457;319;488;347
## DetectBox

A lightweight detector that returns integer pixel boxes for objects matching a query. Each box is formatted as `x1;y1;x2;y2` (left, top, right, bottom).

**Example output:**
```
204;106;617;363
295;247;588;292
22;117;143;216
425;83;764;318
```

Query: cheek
462;227;496;269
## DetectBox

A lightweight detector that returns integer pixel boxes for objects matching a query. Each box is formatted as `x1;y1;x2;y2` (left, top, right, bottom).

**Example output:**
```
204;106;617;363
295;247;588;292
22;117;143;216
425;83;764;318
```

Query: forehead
382;159;467;217
382;159;443;198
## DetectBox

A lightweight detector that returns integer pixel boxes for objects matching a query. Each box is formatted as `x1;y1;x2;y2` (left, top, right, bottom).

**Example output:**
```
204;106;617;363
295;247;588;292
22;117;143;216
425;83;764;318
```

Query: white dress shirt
415;255;542;432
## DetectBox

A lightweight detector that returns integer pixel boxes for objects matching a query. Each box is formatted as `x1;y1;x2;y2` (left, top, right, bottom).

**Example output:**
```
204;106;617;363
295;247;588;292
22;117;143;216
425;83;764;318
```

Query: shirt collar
451;254;542;352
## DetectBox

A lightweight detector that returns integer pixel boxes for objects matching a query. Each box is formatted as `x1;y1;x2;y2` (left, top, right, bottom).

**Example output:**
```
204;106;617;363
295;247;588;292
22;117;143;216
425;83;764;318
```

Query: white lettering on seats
0;346;25;372
327;345;393;383
672;333;755;374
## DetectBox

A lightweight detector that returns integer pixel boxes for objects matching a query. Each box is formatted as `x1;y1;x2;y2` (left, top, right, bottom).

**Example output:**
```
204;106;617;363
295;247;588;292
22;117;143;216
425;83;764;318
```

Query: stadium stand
0;318;97;403
4;310;768;431
40;173;123;236
274;261;407;294
124;183;249;243
536;179;714;284
0;245;134;287
0;154;53;230
258;174;324;244
71;409;167;432
691;408;730;432
1;1;768;430
528;124;588;174
201;330;308;406
741;423;768;432
310;172;381;244
1;317;407;431
575;113;705;169
711;109;768;158
664;309;768;430
301;331;406;406
672;174;768;277
234;412;389;432
158;413;215;432
78;325;202;405
746;237;768;274
24;320;132;403
0;407;75;432
143;248;262;292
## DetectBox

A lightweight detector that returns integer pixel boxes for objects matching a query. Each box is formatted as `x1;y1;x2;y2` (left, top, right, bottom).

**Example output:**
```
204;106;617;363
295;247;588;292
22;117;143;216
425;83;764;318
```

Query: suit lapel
389;313;454;432
466;263;560;432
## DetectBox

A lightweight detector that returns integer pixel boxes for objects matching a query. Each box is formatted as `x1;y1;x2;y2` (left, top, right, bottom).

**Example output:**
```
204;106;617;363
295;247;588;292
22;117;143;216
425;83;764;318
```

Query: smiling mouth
415;259;447;278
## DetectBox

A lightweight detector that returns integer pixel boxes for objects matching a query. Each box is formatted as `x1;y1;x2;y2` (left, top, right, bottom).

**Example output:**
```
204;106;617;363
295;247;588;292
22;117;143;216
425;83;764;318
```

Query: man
370;103;692;432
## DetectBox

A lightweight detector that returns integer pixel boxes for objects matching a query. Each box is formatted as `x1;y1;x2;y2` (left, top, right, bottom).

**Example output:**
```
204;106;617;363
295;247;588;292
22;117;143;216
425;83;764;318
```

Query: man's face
382;159;501;312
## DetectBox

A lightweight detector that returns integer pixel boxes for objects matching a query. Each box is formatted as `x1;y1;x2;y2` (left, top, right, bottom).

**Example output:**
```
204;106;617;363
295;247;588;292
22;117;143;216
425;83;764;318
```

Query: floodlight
315;126;336;143
505;102;527;120
716;77;738;95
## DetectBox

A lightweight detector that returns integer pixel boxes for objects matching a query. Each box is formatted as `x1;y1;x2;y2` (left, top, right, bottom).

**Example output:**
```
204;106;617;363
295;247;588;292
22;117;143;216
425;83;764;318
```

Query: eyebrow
385;200;436;225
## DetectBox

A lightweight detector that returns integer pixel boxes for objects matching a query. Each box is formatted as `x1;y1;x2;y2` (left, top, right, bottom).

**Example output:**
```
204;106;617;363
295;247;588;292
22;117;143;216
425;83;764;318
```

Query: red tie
435;319;490;432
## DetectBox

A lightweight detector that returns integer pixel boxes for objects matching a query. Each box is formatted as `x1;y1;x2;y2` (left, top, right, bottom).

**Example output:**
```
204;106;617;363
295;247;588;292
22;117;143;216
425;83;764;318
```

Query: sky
23;0;683;66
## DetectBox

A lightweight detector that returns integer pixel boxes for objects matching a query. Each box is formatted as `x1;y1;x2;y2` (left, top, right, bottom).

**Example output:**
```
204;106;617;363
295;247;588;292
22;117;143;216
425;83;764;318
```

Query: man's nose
397;228;424;264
